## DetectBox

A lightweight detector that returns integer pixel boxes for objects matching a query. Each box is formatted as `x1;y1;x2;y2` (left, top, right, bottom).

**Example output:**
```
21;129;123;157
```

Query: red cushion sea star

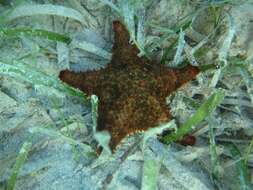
59;21;199;151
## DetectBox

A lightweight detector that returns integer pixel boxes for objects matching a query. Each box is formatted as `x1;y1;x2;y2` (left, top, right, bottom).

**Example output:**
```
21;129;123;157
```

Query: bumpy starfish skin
59;21;199;150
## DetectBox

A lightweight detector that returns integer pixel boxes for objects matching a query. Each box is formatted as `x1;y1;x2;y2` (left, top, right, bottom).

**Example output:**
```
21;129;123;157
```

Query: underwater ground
1;0;253;189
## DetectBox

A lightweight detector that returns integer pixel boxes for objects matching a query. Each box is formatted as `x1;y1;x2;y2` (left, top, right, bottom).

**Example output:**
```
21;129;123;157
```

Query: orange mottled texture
59;21;199;151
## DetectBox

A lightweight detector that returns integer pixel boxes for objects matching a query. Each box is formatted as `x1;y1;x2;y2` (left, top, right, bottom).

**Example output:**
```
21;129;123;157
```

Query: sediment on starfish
59;20;199;151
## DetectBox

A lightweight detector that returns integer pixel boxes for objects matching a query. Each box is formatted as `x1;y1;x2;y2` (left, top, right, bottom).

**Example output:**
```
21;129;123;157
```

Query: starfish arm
110;21;140;67
174;65;199;88
159;65;199;93
112;21;131;49
59;69;101;95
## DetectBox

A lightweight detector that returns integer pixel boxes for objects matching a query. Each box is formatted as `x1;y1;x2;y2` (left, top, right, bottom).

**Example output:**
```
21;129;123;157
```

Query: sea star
59;21;199;151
